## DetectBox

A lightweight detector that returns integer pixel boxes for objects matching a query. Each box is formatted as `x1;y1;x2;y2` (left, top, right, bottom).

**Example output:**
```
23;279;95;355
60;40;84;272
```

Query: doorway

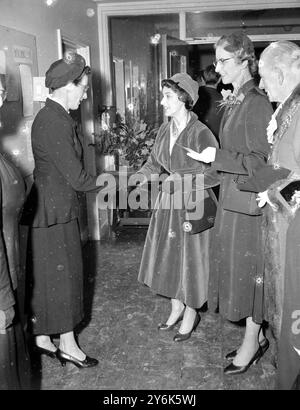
56;29;99;241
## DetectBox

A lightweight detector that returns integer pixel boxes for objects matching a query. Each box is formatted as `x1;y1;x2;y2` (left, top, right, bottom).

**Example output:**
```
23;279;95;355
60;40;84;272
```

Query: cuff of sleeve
0;284;15;311
212;148;223;170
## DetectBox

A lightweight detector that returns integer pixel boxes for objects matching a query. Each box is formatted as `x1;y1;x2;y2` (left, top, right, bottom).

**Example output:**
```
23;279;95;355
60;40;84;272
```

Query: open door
57;30;99;241
161;34;189;78
147;33;188;127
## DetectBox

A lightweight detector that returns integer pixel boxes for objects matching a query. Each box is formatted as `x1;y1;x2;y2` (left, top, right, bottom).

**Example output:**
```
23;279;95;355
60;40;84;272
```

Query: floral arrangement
93;116;158;170
219;89;245;109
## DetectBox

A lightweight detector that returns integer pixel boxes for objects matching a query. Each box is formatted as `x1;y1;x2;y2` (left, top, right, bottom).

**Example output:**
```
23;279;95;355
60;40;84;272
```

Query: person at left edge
21;51;102;368
137;73;219;342
0;74;31;389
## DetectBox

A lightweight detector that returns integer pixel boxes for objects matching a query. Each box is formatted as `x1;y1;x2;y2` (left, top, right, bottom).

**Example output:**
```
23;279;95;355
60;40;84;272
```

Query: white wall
0;0;101;107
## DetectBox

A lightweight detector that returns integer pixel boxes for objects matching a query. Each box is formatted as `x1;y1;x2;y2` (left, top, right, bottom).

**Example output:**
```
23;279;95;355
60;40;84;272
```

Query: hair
202;64;220;85
72;65;91;85
215;31;258;77
161;79;194;110
260;41;300;74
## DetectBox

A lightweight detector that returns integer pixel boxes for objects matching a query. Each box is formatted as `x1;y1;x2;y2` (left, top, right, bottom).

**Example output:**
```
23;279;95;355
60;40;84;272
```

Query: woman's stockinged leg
59;331;86;360
178;305;197;334
233;317;264;366
165;298;185;326
35;334;57;352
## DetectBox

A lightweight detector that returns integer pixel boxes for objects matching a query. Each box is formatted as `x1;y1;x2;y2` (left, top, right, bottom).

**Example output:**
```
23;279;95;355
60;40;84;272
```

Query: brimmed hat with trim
169;73;199;105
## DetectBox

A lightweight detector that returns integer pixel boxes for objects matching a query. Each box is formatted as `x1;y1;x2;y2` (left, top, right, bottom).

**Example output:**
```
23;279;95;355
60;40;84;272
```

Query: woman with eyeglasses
22;52;102;368
186;31;273;375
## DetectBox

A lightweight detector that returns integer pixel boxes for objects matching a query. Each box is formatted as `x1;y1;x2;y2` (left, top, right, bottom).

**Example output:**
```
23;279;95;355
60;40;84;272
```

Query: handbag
182;188;217;234
222;177;262;216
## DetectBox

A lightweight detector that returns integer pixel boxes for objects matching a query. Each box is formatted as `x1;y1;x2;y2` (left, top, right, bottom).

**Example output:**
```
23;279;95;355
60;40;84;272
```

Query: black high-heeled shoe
33;345;58;359
56;349;99;368
158;309;185;331
225;338;269;360
224;338;269;375
173;313;200;342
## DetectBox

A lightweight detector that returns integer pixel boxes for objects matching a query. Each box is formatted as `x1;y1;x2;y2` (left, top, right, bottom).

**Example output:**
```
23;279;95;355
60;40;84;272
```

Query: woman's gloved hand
186;147;216;163
256;190;278;210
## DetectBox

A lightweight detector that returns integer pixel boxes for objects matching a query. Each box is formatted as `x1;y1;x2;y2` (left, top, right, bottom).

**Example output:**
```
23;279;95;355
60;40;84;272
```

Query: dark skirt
26;219;84;335
208;205;264;323
138;191;209;309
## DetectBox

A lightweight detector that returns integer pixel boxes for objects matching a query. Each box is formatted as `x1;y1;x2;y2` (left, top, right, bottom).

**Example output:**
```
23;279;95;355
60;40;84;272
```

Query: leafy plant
93;116;158;170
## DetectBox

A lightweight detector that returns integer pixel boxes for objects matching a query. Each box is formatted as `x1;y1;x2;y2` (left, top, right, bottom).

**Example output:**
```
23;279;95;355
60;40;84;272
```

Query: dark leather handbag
182;188;217;234
222;178;262;216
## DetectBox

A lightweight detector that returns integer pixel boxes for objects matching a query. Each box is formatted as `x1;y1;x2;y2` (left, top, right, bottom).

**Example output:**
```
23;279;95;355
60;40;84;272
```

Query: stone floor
30;227;277;390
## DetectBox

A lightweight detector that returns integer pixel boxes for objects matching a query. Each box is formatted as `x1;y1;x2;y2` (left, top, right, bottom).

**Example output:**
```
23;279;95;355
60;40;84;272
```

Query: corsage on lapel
218;89;245;110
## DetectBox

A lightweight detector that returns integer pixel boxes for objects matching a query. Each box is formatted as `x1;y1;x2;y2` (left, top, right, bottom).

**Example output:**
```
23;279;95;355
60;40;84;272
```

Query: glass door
147;33;188;127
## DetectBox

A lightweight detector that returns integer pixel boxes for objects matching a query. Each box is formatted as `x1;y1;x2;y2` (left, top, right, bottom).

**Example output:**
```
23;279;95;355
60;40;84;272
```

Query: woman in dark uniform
186;32;273;374
0;76;31;389
23;52;100;368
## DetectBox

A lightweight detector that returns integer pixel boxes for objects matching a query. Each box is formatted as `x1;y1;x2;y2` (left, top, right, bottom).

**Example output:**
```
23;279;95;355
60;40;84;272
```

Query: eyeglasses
213;57;234;67
0;89;7;101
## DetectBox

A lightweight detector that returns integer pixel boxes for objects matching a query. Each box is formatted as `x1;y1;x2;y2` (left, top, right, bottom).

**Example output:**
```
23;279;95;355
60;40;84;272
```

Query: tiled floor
30;227;277;390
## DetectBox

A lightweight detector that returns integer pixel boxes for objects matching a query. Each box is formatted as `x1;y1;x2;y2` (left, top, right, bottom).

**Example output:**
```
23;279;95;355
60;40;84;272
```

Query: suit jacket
212;80;272;211
22;98;98;227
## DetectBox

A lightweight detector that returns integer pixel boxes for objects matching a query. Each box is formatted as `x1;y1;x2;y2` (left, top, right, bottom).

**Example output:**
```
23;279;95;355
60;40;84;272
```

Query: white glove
256;190;277;210
186;147;216;163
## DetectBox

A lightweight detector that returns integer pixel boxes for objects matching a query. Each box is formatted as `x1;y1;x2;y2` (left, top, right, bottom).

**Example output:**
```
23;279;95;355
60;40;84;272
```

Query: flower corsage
218;89;245;110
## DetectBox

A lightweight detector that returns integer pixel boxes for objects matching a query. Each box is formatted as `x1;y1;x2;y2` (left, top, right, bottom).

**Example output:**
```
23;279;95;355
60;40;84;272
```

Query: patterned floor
30;228;276;390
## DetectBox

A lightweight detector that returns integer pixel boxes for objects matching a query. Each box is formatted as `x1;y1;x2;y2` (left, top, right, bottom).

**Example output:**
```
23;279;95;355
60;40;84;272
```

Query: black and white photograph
0;0;299;394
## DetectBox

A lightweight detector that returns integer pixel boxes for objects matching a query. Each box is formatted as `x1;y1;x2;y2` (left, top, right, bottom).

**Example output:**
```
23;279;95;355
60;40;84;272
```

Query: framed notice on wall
13;45;33;64
0;24;39;177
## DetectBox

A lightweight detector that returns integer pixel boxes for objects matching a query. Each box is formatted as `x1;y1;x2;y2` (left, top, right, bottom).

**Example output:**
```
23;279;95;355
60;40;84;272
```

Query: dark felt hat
169;73;199;105
45;51;86;89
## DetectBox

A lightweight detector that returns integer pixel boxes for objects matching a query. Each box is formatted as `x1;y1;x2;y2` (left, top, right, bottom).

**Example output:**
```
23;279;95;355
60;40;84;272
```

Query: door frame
57;29;100;241
96;0;300;106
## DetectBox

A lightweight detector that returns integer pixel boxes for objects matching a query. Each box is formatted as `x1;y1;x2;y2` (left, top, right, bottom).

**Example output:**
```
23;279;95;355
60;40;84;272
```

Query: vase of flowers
92;116;158;171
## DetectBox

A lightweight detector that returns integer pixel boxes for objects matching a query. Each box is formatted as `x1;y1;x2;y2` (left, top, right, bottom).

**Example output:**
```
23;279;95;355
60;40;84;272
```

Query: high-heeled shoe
224;338;269;375
33;345;58;359
56;349;99;368
225;338;269;360
157;309;185;331
173;313;200;342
